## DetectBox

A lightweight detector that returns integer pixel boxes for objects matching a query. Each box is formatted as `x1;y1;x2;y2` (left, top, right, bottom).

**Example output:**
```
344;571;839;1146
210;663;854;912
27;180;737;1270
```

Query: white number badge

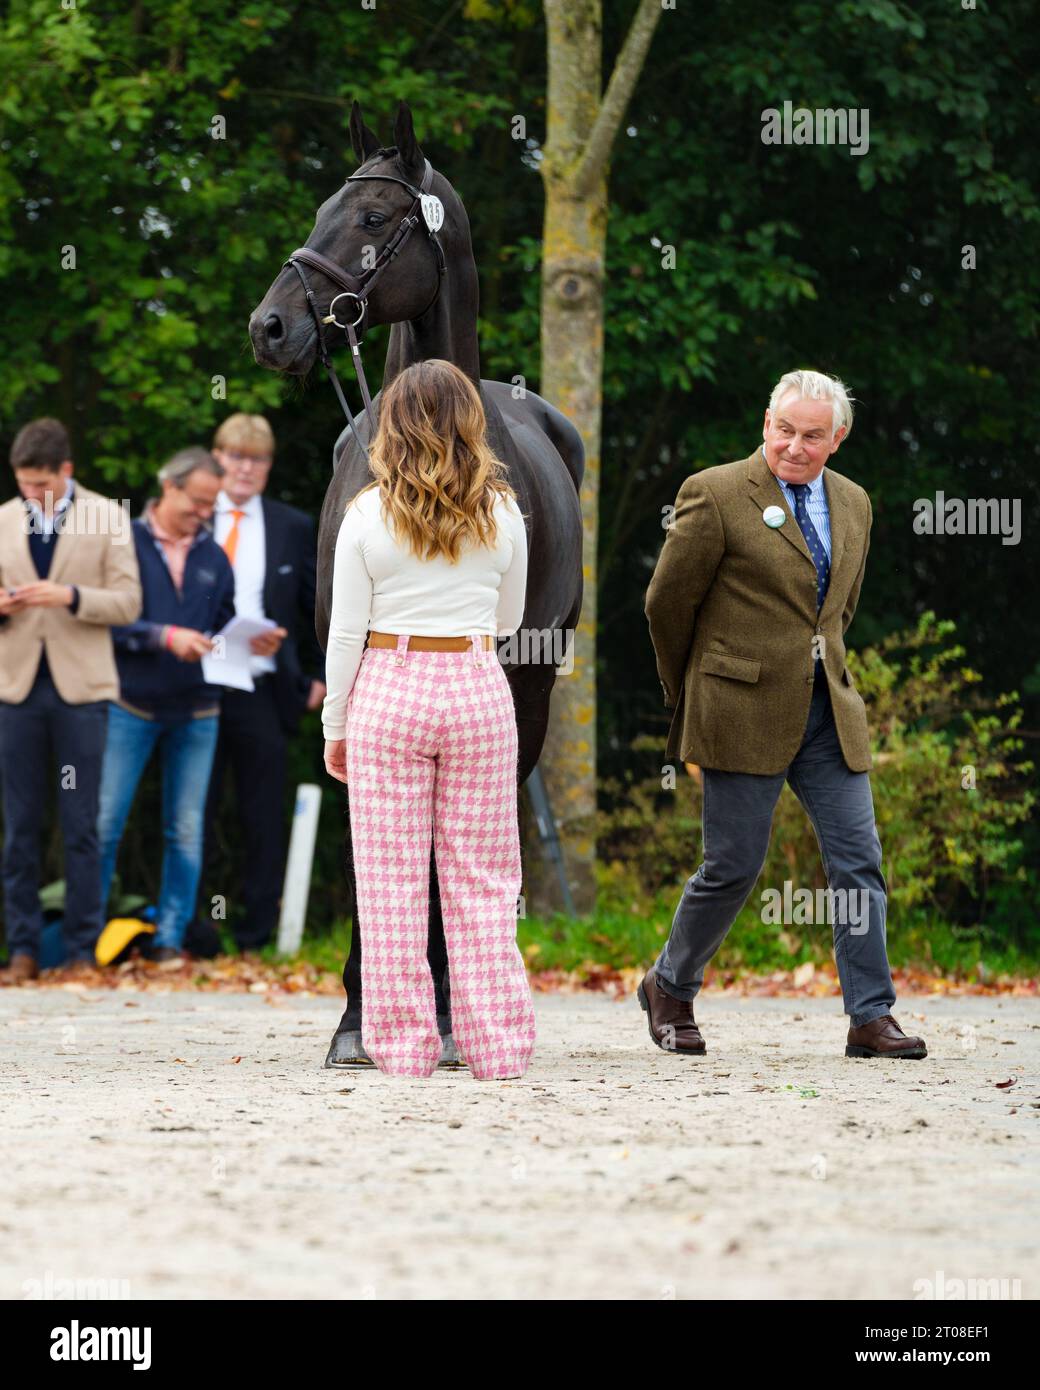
420;193;444;232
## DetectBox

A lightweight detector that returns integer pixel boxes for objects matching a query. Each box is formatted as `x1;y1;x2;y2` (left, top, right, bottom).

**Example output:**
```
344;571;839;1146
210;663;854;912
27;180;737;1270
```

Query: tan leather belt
366;630;494;651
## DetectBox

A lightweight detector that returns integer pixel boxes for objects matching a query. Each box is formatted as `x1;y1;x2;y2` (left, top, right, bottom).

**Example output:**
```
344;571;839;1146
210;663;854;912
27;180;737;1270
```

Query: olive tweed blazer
645;447;873;774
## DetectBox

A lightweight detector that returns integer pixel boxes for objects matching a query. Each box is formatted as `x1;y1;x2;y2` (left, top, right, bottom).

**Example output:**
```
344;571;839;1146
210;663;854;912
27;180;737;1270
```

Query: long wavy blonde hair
349;358;521;562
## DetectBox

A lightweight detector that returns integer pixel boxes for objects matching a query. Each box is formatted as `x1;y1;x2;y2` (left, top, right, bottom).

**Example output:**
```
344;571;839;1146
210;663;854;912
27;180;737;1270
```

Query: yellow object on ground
95;918;155;967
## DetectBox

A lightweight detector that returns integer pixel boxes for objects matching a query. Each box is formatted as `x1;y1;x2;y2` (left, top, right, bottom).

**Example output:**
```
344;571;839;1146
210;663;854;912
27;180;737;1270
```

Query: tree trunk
531;0;663;915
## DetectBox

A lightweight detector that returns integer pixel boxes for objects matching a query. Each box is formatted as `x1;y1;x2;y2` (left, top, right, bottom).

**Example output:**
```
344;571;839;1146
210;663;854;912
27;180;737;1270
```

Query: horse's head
249;100;454;375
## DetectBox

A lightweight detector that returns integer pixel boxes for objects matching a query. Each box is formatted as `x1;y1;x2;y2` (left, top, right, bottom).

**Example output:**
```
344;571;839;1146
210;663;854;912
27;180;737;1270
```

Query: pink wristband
164;625;178;650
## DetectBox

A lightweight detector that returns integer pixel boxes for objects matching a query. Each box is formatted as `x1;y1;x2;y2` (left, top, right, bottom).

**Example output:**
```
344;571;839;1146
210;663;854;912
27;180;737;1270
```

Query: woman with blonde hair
321;359;535;1080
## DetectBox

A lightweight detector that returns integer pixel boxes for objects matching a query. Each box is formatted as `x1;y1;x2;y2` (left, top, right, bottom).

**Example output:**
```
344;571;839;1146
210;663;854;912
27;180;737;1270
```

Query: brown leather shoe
846;1014;927;1059
637;969;706;1054
2;953;40;984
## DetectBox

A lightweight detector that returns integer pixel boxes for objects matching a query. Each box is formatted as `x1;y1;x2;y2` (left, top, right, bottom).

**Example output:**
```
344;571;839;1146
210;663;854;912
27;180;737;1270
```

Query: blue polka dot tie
788;482;830;611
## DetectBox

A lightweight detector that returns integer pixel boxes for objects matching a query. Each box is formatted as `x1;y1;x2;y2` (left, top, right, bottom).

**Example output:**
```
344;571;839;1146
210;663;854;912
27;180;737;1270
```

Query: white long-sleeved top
322;485;528;739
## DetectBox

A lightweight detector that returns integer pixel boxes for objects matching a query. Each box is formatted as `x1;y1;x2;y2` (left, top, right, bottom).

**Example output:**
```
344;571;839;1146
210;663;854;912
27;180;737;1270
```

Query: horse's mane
366;146;403;168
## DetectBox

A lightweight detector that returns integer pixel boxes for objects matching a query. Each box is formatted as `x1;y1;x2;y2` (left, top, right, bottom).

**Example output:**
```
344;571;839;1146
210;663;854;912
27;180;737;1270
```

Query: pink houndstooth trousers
345;632;536;1078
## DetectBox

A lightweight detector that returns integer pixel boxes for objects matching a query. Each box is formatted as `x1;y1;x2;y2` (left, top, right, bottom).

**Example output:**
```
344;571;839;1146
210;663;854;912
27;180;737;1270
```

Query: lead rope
288;259;373;465
345;319;375;420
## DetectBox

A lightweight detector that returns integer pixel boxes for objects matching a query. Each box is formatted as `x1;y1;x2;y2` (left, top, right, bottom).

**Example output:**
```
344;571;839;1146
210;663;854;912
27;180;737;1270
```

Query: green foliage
0;0;522;487
846;614;1035;929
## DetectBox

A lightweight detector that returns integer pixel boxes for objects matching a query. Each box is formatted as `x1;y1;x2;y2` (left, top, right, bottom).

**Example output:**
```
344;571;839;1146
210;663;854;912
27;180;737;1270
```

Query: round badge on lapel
420;193;444;232
762;505;786;529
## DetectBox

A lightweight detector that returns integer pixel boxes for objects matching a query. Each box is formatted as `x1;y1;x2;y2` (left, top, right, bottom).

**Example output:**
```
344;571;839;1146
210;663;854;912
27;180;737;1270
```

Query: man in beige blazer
0;418;141;980
641;370;925;1060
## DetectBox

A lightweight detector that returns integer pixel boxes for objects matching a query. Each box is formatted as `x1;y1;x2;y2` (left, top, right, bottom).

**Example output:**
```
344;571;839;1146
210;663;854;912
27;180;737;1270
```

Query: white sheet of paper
201;615;278;692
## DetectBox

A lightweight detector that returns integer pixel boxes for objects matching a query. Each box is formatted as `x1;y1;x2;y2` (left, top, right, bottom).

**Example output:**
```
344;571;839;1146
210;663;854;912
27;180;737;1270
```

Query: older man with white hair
642;369;926;1060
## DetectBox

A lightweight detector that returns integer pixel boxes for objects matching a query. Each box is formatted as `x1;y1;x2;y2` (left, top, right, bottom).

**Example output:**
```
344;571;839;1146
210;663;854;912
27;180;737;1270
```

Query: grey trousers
654;670;896;1029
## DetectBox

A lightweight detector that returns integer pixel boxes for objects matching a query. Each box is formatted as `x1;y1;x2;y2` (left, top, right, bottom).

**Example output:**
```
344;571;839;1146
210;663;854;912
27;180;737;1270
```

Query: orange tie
222;509;245;566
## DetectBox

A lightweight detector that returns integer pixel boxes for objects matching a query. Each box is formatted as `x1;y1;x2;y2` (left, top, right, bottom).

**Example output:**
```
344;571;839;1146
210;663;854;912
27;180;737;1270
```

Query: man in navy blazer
204;414;325;951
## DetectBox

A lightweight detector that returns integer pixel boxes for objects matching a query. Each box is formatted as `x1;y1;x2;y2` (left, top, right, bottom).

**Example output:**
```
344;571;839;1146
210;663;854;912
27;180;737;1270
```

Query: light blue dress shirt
762;446;832;562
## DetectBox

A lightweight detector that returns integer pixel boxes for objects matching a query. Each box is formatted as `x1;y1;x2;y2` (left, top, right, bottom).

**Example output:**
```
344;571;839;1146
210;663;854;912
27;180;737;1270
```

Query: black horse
249;100;583;1065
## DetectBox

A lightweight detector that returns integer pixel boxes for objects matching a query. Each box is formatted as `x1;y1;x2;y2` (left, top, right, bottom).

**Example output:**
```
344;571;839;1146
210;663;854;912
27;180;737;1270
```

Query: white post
277;783;323;954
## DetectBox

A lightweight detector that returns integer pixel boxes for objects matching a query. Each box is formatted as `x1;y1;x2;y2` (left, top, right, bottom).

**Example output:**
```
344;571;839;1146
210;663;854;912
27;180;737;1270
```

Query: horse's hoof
437;1033;467;1069
324;1025;467;1069
324;1030;374;1068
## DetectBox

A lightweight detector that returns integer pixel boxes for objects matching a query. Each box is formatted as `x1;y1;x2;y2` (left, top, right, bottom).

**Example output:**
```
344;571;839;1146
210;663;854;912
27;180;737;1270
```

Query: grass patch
263;901;1038;983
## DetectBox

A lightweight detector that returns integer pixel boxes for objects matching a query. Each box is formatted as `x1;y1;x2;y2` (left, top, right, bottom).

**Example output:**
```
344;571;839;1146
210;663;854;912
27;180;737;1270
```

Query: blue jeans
98;703;219;951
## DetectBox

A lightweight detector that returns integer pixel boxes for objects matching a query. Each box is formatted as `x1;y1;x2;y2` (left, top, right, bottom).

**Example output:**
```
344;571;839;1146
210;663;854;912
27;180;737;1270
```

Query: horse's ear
349;101;382;166
393;100;425;182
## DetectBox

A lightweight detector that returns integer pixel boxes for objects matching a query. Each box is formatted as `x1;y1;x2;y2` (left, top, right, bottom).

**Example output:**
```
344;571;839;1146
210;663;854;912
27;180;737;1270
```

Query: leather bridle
283;154;447;461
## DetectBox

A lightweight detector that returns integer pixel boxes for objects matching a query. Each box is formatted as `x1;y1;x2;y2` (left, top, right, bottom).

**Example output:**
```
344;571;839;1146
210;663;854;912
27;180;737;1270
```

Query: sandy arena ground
1;987;1036;1300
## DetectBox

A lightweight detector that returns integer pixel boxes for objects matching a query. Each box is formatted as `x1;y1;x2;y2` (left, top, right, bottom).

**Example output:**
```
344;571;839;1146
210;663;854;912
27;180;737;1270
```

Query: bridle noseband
283;154;447;461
